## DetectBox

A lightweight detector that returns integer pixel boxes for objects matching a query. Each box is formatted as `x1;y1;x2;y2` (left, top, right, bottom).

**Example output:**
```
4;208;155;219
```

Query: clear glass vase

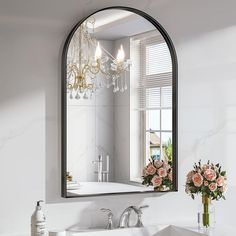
198;196;215;230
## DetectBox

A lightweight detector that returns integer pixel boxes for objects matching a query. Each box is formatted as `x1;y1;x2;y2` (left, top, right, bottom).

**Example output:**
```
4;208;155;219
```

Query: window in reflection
141;37;172;164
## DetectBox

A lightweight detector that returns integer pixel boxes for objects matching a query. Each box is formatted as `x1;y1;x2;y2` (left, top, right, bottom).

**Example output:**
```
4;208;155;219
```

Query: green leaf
221;171;226;176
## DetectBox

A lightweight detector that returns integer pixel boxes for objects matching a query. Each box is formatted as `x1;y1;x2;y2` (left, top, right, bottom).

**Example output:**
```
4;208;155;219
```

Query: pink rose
168;171;172;181
204;181;209;186
163;162;171;170
185;185;190;194
204;169;216;181
196;167;201;173
163;160;168;165
158;167;167;177
143;168;147;177
192;173;203;187
220;184;227;193
202;164;210;171
216;176;224;187
186;170;195;183
154;160;163;168
209;182;217;192
151;175;162;187
146;164;156;175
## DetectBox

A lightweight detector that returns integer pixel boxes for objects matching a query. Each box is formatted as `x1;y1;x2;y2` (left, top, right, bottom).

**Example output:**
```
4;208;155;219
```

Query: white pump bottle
31;200;46;236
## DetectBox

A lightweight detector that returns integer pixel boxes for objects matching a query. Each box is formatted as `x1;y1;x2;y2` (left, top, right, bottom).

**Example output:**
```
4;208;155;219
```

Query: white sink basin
68;225;207;236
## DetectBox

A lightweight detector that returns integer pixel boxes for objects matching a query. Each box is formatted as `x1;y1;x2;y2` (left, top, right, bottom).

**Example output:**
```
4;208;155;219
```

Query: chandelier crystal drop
66;17;131;99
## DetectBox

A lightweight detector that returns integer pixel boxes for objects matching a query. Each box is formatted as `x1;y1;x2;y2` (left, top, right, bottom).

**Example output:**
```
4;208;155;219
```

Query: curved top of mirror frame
61;6;178;198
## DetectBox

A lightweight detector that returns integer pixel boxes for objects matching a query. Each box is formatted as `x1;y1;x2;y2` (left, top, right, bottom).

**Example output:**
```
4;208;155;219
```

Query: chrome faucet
92;155;103;182
131;205;149;227
118;206;132;228
100;208;114;230
118;205;149;228
92;155;110;182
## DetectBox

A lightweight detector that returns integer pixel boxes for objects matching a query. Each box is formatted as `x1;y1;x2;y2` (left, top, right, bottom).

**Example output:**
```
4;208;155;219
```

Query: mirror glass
62;8;177;197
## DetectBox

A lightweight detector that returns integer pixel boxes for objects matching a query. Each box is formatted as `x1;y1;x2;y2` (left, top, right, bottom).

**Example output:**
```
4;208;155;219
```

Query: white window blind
146;42;172;75
137;35;172;110
145;86;172;109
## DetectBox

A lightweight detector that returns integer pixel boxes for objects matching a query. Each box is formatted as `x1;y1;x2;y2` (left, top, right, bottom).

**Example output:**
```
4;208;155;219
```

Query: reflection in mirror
62;8;177;197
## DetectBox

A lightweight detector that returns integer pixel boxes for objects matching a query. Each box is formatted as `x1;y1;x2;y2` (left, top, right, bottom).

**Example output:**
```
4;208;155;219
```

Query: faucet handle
139;205;149;211
100;208;114;230
101;208;113;215
134;205;149;228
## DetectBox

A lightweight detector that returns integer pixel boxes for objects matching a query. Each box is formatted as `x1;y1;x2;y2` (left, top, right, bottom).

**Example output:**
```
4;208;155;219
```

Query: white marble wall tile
67;105;96;182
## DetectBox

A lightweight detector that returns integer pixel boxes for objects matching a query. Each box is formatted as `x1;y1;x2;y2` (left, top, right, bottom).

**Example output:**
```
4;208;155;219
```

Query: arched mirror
62;7;178;197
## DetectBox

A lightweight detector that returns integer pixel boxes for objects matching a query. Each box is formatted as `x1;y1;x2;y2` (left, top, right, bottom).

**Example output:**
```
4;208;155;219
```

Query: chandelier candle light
67;17;131;99
185;160;227;229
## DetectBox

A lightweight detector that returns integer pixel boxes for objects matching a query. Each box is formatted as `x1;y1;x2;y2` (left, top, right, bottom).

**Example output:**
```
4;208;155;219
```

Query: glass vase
198;196;215;229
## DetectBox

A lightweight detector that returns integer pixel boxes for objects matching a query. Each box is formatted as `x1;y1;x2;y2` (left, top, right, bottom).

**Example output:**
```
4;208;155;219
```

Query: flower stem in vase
202;196;210;228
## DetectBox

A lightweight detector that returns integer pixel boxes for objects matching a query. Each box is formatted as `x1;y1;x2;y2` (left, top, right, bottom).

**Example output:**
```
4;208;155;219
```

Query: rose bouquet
142;159;172;191
185;160;227;200
185;160;227;228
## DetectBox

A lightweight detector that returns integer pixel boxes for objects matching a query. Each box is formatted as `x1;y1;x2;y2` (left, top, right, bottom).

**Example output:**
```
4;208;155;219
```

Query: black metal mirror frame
61;6;178;198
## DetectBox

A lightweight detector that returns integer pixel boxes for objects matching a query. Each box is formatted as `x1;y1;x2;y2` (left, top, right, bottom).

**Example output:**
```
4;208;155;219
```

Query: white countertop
185;225;236;236
66;223;236;236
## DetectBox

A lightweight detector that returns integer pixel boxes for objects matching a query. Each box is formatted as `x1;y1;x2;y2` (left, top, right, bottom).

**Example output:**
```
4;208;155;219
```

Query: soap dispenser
31;200;46;236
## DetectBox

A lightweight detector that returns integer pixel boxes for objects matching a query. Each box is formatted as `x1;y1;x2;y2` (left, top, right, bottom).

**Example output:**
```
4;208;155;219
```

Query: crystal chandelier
67;17;131;99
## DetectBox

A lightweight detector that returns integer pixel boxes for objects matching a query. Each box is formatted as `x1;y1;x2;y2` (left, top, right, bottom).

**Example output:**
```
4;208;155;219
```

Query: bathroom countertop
65;223;236;236
148;219;236;236
175;224;236;236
